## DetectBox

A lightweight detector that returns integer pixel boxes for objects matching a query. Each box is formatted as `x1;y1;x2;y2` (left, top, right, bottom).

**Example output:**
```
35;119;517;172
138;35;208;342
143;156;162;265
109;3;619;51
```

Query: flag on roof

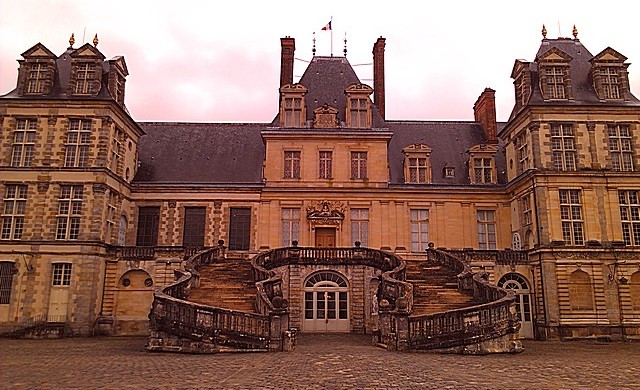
321;21;332;31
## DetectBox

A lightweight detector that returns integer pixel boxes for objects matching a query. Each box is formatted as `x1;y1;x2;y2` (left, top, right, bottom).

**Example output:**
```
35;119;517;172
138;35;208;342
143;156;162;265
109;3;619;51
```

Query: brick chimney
473;88;498;144
280;37;295;87
372;37;386;119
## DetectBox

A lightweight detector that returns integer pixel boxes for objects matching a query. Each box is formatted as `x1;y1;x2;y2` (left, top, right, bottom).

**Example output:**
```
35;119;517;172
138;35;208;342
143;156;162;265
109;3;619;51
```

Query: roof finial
93;34;99;47
572;25;578;39
541;24;547;39
312;32;316;56
69;33;75;48
343;32;347;57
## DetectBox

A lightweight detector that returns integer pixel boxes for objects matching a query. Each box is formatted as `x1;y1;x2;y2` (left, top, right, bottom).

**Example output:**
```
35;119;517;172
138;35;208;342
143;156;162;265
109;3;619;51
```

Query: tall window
619;190;640;246
2;185;27;240
477;210;496;249
65;119;91;168
319;151;333;179
52;263;72;286
281;208;300;247
283;97;304;127
410;209;429;252
75;63;96;94
351;209;369;247
110;128;122;173
57;185;83;240
559;189;584;245
545;66;566;99
229;208;251;250
183;207;206;248
519;193;532;226
408;157;429;183
551;124;576;171
515;74;530;108
473;158;493;184
608;125;634;171
351;151;367;179
0;262;16;304
284;151;301;179
601;67;620;99
27;63;47;94
348;98;368;128
105;191;117;244
11;118;37;167
515;132;529;173
136;206;160;246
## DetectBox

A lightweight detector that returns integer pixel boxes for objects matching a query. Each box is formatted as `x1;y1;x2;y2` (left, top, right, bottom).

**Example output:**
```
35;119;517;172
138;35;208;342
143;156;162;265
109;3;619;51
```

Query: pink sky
1;1;639;123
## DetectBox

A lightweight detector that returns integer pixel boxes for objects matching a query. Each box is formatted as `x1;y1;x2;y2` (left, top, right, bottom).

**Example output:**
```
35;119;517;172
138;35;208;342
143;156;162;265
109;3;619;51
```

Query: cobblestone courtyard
1;334;638;389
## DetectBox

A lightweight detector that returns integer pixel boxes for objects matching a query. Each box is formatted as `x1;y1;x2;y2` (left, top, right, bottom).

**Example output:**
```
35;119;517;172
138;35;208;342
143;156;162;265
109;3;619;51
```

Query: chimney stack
280;37;295;87
372;37;386;119
473;88;498;144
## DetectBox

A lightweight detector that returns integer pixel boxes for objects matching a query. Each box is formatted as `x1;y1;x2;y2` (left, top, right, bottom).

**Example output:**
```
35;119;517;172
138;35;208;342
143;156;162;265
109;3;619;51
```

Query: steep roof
134;122;268;184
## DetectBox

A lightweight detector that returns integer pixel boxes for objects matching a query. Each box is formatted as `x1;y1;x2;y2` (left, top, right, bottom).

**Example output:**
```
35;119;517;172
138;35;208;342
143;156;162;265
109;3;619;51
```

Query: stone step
188;259;257;313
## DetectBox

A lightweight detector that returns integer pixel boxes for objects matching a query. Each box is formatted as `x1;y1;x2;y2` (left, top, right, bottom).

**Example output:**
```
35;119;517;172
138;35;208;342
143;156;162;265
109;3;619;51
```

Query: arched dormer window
402;144;432;184
468;144;498;184
345;84;373;128
536;47;573;100
589;47;631;101
279;83;308;128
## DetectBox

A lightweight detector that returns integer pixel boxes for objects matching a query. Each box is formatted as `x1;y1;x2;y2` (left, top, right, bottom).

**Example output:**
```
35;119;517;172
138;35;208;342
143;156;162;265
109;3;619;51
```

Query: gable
110;56;129;76
537;47;572;63
21;43;56;59
590;47;628;63
70;43;106;60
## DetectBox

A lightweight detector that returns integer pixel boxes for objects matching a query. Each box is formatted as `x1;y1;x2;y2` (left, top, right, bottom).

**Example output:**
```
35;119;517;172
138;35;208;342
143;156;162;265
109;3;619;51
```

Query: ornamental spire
572;25;578;39
541;24;547;39
69;33;75;48
93;34;99;47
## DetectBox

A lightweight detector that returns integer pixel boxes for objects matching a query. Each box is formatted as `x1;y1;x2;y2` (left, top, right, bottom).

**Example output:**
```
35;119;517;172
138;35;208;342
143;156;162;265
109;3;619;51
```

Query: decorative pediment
402;144;432;154
590;47;628;64
71;43;106;60
467;143;498;154
280;83;308;94
109;56;129;76
21;43;56;59
510;60;530;79
306;200;346;226
313;104;339;128
345;83;373;95
536;47;572;63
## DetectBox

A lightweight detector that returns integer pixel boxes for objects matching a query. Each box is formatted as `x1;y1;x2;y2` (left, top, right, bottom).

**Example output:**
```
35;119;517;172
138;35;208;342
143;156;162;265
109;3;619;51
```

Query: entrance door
48;263;72;322
303;271;349;332
498;273;534;338
315;227;336;247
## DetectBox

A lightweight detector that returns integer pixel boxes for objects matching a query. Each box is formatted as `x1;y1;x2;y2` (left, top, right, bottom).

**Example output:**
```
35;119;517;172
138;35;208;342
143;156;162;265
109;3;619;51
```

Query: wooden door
315;228;336;247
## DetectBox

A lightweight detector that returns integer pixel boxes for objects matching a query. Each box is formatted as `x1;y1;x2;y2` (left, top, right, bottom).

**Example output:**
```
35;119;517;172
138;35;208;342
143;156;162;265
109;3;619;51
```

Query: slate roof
134;122;268;184
271;56;386;128
387;121;507;185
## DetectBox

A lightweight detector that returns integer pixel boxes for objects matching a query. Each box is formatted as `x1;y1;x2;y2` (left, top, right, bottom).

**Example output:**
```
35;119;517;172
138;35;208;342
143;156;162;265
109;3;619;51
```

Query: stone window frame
345;84;373;129
510;60;532;112
541;65;568;99
350;208;369;247
105;190;117;244
350;151;368;180
518;193;532;227
402;144;432;184
183;206;206;248
56;185;83;240
65;119;92;168
550;123;577;171
281;208;300;247
26;62;50;94
52;262;72;286
468;144;498;185
279;84;307;128
559;189;584;245
11;118;37;167
410;208;429;252
283;150;301;179
318;150;333;179
607;124;635;171
228;207;251;251
619;190;640;246
600;67;621;99
477;210;497;250
589;48;631;102
110;127;123;174
73;61;99;95
0;261;17;304
136;206;160;247
514;131;529;174
1;184;27;240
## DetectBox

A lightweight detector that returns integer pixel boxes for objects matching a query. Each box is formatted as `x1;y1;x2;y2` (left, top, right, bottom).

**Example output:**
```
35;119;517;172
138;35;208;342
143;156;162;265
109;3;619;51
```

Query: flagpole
330;16;333;57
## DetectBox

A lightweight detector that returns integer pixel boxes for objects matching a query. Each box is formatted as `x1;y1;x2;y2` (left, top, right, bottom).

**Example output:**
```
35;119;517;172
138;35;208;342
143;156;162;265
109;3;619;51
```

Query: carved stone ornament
168;200;177;208
313;104;339;128
306;200;346;226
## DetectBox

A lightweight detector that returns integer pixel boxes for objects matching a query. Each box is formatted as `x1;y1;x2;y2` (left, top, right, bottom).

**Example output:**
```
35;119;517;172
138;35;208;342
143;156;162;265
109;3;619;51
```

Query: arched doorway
303;271;349;332
498;273;534;338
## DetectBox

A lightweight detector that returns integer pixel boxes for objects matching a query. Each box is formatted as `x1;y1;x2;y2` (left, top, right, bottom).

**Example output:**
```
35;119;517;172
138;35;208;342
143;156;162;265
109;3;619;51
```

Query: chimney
280;37;295;87
372;37;386;120
473;88;498;144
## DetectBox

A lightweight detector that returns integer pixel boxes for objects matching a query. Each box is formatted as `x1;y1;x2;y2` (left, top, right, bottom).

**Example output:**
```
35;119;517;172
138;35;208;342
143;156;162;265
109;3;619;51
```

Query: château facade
1;29;639;342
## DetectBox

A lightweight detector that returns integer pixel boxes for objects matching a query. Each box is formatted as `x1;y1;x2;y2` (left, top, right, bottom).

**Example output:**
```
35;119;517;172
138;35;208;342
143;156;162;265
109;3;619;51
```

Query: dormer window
279;84;307;128
601;67;620;99
511;60;531;111
26;63;48;94
403;144;432;184
543;66;566;99
18;43;56;96
443;165;455;178
345;84;373;128
590;47;630;101
468;144;498;184
75;62;97;95
537;47;573;101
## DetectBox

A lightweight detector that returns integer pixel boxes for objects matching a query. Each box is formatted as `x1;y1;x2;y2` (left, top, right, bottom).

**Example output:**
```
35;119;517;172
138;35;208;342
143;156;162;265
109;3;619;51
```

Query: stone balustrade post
395;313;410;351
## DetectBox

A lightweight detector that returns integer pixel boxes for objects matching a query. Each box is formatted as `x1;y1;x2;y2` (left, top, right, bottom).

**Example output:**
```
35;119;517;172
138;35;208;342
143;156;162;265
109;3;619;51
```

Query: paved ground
1;334;638;389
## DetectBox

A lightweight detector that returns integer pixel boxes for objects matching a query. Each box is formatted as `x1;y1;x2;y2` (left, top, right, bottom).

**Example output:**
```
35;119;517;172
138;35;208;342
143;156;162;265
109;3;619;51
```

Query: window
2;185;27;240
183;207;206;248
569;270;593;310
284;151;301;179
281;208;300;247
551;124;576;171
26;63;47;94
351;209;369;247
110;128;122;173
105;191;117;244
444;166;455;178
515;73;530;108
52;263;72;286
0;262;16;304
559;189;584;245
515;132;529;173
75;63;96;94
408;157;429;183
136;206;160;246
229;208;251;250
544;66;566;99
473;158;493;184
319;151;333;179
65;119;91;168
608;125;634;171
477;210;496;249
56;185;83;240
348;98;369;128
619;190;640;246
601;67;620;99
11;118;37;167
410;209;429;252
283;97;304;127
519;193;532;226
351;151;367;179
